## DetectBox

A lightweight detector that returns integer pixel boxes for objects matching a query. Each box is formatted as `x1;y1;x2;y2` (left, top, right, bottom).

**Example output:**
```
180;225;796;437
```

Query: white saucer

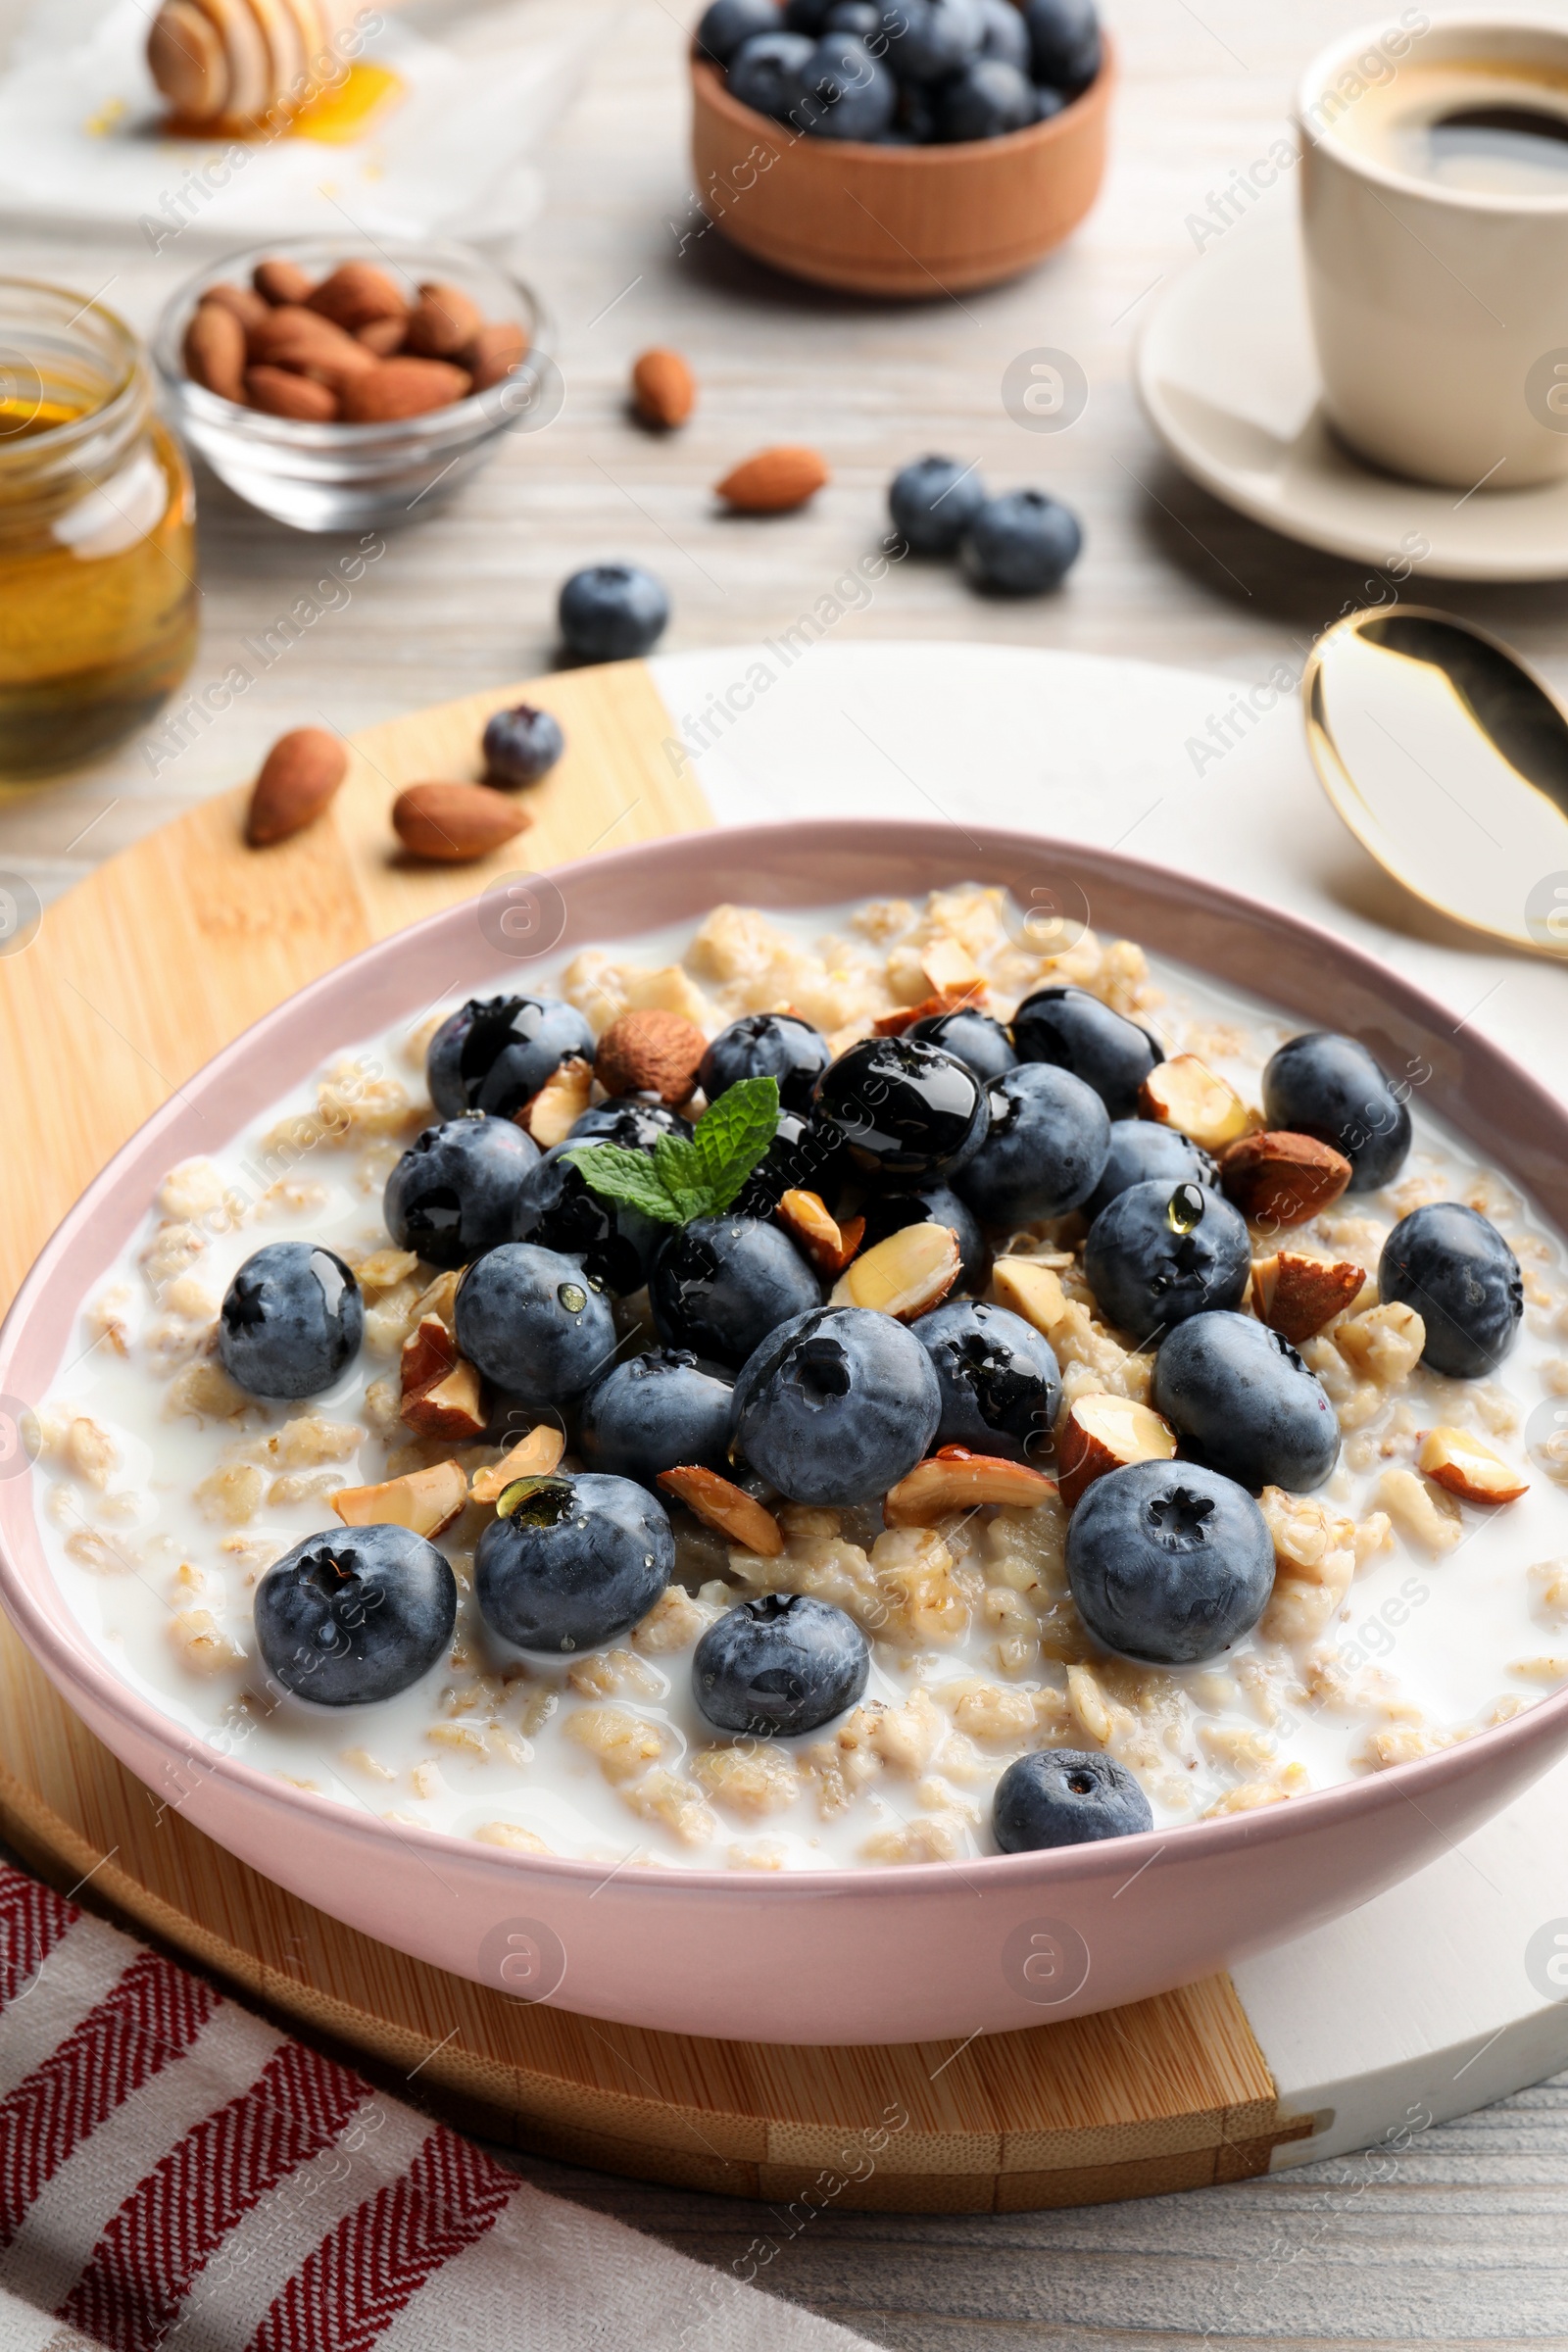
1135;207;1568;582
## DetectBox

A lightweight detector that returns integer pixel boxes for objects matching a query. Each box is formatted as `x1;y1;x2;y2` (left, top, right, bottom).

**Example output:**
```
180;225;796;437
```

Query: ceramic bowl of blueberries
5;817;1568;2045
690;0;1113;295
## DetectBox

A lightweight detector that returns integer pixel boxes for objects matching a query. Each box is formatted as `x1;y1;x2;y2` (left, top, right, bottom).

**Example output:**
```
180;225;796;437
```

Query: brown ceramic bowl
687;39;1113;297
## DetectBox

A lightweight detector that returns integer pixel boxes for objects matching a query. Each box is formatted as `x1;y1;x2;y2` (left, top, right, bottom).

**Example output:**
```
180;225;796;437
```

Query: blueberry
255;1525;456;1706
954;1063;1109;1229
1379;1202;1523;1379
888;455;986;555
383;1114;538;1271
1084;1119;1219;1223
732;1303;941;1501
514;1144;661;1297
693;1592;868;1735
480;702;564;788
960;489;1082;595
728;27;815;118
580;1348;735;1486
881;0;983;81
699;1012;831;1115
801;31;898;136
906;1004;1016;1084
993;1747;1152;1851
455;1243;615;1402
568;1098;694;1152
427;994;596;1123
1022;0;1101;91
1011;985;1161;1118
1261;1032;1413;1193
219;1244;362;1400
735;1105;851;1217
697;0;783;63
893;80;939;138
558;564;669;662
858;1182;991;1298
1152;1310;1340;1493
1066;1459;1275;1665
975;0;1030;70
1032;82;1065;118
651;1214;821;1367
474;1473;672;1653
910;1298;1058;1461
936;55;1036;137
1083;1177;1250;1344
783;0;833;25
824;0;882;32
813;1035;988;1185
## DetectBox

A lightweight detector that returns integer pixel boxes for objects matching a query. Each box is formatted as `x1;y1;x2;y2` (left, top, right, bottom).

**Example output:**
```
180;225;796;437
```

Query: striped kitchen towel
0;1866;871;2352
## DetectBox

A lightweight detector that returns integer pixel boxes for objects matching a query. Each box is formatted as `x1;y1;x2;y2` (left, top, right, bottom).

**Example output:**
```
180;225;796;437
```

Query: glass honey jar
0;280;198;778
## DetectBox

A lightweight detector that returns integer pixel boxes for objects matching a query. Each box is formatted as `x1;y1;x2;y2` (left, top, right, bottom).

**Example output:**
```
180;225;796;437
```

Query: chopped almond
992;1257;1068;1339
1220;1130;1351;1226
873;987;983;1037
1417;1426;1529;1505
516;1054;593;1148
1252;1251;1367;1344
401;1312;458;1402
402;1356;487;1441
830;1222;959;1320
1139;1054;1253;1151
1057;1394;1177;1509
412;1267;462;1335
658;1464;784;1555
332;1458;467;1538
884;1446;1056;1528
470;1423;566;1503
919;938;984;998
777;1188;861;1275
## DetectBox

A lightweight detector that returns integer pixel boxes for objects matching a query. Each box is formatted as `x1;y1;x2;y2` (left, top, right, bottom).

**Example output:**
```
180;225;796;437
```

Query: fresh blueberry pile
888;456;1083;596
221;951;1530;1850
699;0;1102;147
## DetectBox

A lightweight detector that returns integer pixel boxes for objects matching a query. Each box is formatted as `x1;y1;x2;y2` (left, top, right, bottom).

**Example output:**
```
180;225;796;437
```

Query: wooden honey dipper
147;0;377;127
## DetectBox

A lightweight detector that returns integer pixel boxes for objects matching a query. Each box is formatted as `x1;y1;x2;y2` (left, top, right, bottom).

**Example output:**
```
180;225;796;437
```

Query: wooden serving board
0;658;1315;2210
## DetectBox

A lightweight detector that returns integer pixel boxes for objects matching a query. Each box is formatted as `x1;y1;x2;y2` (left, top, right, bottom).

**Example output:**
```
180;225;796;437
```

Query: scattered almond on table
180;255;531;425
715;444;830;513
391;781;531;863
244;726;348;847
631;347;696;430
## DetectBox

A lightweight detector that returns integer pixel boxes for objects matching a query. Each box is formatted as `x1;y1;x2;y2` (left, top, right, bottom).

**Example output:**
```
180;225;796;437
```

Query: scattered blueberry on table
960;488;1084;594
558;563;670;662
481;701;565;788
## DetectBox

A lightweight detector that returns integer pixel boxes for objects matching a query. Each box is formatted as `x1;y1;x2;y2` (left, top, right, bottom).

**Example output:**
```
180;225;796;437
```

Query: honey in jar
0;280;198;778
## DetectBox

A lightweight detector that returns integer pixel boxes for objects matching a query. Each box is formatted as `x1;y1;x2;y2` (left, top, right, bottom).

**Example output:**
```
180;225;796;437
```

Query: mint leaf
563;1142;685;1223
688;1077;782;1210
564;1076;780;1227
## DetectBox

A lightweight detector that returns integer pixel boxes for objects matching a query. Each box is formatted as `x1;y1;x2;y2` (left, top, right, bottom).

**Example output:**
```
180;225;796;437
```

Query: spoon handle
147;0;406;128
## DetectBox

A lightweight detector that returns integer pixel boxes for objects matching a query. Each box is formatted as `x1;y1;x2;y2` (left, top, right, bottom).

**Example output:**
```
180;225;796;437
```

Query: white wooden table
2;0;1565;2341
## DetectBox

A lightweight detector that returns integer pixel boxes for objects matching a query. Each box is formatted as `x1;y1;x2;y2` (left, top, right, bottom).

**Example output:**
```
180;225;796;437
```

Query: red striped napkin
0;1866;869;2352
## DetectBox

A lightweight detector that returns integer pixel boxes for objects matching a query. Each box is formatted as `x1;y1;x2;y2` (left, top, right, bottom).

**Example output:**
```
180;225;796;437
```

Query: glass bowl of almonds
154;237;556;534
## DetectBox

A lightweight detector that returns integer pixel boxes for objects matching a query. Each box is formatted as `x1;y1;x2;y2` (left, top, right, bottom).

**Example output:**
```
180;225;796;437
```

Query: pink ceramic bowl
3;819;1567;2045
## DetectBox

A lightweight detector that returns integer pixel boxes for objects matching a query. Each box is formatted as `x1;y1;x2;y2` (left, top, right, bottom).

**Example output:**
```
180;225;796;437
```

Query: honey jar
0;280;198;778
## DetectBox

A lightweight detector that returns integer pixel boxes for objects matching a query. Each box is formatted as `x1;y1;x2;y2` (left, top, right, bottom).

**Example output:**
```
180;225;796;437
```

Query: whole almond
593;1008;708;1104
716;444;829;514
406;280;483;359
340;359;472;423
200;280;271;335
1219;1130;1352;1227
464;320;530;391
254;257;316;306
183;302;247;402
358;315;407;357
246;726;348;846
246;305;375;378
307;261;409;333
392;781;530;863
246;367;340;421
632;347;696;430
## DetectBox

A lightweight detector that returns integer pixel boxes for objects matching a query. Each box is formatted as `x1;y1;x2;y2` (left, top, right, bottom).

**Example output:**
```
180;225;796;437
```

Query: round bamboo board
0;653;1318;2207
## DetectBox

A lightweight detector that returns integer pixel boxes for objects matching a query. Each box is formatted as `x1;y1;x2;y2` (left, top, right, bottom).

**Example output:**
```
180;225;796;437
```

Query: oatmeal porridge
29;886;1568;1872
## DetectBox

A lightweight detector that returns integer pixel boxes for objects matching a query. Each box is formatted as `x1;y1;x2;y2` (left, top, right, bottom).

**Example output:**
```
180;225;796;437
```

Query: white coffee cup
1298;12;1568;490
